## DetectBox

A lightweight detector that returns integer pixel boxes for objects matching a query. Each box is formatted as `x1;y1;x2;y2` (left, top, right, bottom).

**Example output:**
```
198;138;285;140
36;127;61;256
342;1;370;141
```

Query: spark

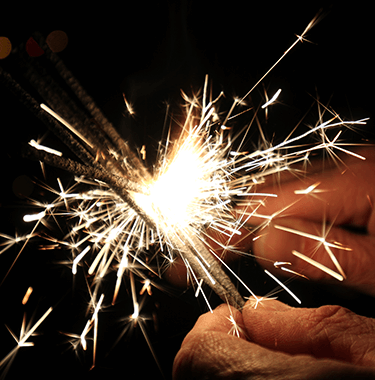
273;261;309;279
40;103;94;149
131;302;139;320
23;210;46;222
18;307;53;346
140;145;147;160
0;232;35;255
238;10;324;104
227;306;246;339
294;182;321;195
274;224;352;251
292;250;344;281
123;93;135;116
247;295;278;309
28;139;62;156
21;287;33;305
274;224;349;279
72;246;90;274
3;88;366;372
140;279;152;296
0;307;53;374
0;11;369;376
79;293;104;361
264;269;301;304
261;88;282;109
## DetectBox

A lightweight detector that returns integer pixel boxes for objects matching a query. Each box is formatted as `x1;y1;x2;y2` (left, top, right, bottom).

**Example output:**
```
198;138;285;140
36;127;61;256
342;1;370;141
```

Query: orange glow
0;36;11;59
46;30;68;53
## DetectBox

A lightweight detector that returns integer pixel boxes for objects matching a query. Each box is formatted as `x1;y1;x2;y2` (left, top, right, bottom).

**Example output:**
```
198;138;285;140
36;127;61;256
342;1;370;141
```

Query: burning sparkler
0;6;372;379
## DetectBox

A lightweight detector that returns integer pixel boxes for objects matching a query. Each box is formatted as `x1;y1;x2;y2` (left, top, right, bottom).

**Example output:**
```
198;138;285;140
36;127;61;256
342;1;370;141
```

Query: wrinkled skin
171;148;375;379
173;300;375;379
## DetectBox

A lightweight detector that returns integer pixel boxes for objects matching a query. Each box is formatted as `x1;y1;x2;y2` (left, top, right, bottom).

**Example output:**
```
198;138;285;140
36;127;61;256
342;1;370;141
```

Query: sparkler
0;9;371;378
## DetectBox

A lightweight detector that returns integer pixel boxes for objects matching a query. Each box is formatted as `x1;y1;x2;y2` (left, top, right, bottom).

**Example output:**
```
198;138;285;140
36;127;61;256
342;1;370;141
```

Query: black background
1;2;374;379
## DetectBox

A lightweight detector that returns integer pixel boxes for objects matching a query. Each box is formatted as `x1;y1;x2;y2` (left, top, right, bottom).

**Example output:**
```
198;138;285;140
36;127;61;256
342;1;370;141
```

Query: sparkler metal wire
0;6;373;379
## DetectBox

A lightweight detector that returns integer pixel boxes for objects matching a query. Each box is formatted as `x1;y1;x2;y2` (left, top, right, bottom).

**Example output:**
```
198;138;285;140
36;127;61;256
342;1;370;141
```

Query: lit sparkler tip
1;15;369;375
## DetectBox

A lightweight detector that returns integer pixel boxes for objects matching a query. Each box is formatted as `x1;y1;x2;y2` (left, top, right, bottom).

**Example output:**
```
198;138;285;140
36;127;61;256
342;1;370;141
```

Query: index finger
239;148;375;232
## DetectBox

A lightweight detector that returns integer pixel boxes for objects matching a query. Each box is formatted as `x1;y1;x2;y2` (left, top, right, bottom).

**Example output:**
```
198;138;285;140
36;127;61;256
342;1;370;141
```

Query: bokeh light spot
0;37;12;59
46;30;68;53
12;175;34;199
26;37;45;57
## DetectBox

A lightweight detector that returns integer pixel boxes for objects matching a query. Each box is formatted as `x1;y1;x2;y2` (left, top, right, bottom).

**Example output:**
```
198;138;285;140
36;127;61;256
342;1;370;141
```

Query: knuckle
174;330;220;378
306;305;364;360
308;305;353;335
313;304;351;322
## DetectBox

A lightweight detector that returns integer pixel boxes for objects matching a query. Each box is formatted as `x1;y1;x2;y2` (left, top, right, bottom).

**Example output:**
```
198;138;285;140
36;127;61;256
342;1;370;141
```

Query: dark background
1;2;374;379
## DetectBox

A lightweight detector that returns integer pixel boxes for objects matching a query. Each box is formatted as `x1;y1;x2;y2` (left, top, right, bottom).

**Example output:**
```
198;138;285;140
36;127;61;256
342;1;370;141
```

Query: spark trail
0;11;369;376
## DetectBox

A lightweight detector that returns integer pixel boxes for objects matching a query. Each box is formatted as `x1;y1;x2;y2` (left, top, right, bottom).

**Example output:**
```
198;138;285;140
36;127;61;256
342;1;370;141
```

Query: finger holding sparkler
173;299;375;379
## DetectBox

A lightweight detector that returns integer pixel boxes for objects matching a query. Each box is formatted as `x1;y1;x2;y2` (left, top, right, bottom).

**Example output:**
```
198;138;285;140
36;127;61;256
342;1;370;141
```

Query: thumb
243;299;375;367
252;218;375;296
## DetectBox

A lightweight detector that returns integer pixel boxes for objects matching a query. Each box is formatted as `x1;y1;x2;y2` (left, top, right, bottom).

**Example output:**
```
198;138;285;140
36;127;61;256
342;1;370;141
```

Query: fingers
245;148;375;231
173;304;249;379
181;303;245;341
252;218;375;295
241;149;375;295
173;301;375;379
242;299;375;367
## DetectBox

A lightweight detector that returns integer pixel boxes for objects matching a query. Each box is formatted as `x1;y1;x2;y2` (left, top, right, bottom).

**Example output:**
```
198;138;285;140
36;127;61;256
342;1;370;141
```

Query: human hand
247;148;375;296
166;148;375;297
173;299;375;379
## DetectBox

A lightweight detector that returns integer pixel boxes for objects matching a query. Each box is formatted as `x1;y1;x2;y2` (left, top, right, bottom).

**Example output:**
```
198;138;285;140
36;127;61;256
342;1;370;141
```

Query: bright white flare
0;11;370;375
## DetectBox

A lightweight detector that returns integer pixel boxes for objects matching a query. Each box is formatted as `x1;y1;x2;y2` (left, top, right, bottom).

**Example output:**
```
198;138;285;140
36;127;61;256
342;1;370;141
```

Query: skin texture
250;148;375;296
173;301;375;379
171;148;375;379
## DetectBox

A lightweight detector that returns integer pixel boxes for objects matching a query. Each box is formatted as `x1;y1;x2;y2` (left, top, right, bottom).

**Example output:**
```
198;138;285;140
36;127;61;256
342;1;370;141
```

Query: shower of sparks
1;92;367;371
0;11;370;376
